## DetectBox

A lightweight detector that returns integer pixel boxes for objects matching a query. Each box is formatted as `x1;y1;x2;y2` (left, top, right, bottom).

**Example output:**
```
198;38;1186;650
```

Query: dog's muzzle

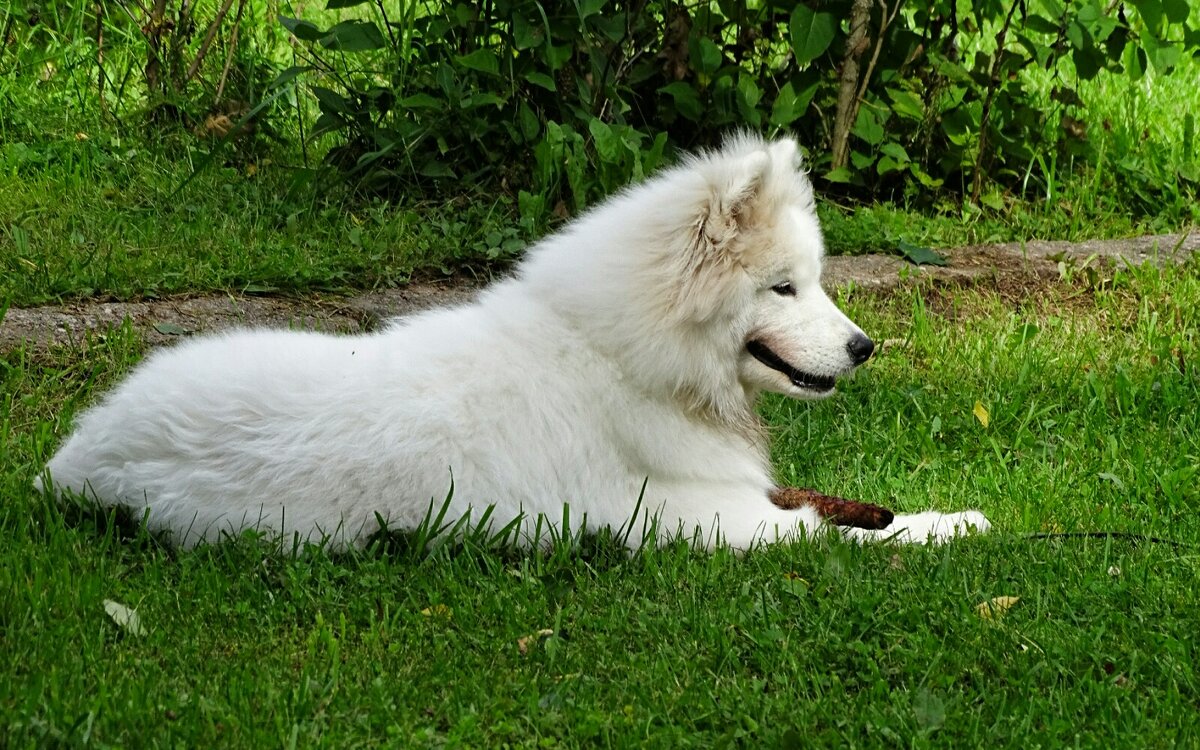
746;340;837;391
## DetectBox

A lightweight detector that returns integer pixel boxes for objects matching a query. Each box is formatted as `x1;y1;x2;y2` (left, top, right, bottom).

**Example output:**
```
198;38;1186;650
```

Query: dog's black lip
746;340;837;391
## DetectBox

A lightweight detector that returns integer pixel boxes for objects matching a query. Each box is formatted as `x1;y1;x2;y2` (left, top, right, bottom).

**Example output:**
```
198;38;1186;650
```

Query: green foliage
3;1;1197;222
276;0;1200;212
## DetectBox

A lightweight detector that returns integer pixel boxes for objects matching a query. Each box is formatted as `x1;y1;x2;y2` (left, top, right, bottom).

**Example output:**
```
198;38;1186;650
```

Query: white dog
39;135;989;550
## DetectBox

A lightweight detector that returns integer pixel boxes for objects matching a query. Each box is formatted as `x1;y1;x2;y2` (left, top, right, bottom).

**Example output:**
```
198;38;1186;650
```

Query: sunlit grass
3;261;1198;746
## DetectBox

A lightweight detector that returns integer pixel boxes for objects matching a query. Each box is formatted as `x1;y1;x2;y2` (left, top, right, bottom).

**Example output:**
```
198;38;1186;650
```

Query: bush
279;0;1199;213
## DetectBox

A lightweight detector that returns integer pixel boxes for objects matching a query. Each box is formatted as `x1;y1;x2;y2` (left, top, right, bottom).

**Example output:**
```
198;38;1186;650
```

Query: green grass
0;139;538;305
3;261;1198;746
1;136;1191;307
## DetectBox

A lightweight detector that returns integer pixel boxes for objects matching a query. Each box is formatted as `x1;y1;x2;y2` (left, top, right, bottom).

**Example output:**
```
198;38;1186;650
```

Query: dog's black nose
846;333;875;365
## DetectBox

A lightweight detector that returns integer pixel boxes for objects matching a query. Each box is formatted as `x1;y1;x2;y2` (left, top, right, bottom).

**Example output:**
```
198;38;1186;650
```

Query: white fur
38;135;990;550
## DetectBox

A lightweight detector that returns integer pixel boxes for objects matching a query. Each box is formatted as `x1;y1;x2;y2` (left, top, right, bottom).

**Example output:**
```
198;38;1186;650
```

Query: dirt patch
822;231;1198;291
2;282;483;351
2;232;1194;352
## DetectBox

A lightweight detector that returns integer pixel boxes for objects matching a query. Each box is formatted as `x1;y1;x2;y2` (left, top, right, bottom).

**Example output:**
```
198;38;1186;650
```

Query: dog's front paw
892;510;990;544
845;509;990;545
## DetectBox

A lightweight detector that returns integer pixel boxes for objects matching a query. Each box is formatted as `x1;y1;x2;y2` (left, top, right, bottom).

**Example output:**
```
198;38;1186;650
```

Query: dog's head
675;136;874;401
520;134;873;422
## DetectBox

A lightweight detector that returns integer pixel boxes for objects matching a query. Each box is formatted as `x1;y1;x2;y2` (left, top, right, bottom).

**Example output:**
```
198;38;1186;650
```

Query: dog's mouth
746;340;837;392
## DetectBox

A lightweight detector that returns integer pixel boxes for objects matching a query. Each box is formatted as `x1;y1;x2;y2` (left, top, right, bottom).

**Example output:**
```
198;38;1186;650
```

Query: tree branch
970;0;1022;203
185;0;237;83
213;0;247;102
831;0;873;171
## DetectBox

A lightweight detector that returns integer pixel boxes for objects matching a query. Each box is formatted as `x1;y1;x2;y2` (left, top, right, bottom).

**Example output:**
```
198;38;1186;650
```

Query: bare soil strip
3;232;1194;351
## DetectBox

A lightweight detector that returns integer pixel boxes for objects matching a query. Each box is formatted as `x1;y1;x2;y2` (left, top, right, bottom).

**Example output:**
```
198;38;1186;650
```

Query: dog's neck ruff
746;340;836;392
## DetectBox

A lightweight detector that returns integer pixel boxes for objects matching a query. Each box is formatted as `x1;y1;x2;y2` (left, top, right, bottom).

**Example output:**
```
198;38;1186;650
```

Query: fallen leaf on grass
976;596;1020;620
153;322;189;336
420;604;452;619
517;629;555;655
103;599;145;636
898;240;948;267
973;400;990;428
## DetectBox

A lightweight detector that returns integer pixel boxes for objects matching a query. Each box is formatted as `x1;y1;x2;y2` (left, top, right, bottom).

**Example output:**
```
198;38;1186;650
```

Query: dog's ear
769;138;799;172
700;149;770;250
666;150;771;323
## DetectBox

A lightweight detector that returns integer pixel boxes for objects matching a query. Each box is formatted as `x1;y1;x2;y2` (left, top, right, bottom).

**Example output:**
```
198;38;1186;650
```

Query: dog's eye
771;282;795;296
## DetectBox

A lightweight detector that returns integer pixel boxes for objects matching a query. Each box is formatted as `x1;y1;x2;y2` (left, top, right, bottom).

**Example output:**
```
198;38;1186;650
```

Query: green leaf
824;166;853;183
1025;15;1061;34
518;103;540;141
660;82;702;121
588;119;623;163
886;88;924;120
153;322;189;336
1065;20;1089;50
1162;0;1189;23
879;142;910;163
1077;0;1103;25
1141;30;1182;71
913;689;946;732
325;0;369;7
1123;42;1147;79
1016;322;1040;344
1133;0;1163;30
696;38;723;77
898;240;948;266
852;107;885;145
769;81;817;129
545;43;572;71
398;93;443;109
1152;41;1181;71
790;5;836;65
269;65;310;89
1072;41;1105;79
980;190;1005;211
457;49;500;76
524;72;557;92
908;163;944;188
459;92;506;109
1098;471;1126;491
1104;25;1129;62
512;15;542;50
850;149;874;170
770;82;800;127
311;86;350;115
736;76;762;124
418;160;456;178
1037;0;1066;17
311;111;345;137
320;20;386;52
877;155;902;175
279;15;325;42
577;0;606;21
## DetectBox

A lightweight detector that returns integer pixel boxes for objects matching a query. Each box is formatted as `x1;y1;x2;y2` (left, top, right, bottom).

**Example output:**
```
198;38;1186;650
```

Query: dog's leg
769;487;895;530
841;510;991;545
652;483;826;551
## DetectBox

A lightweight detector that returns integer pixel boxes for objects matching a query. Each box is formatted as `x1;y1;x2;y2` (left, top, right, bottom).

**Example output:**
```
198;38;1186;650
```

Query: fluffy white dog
39;135;989;550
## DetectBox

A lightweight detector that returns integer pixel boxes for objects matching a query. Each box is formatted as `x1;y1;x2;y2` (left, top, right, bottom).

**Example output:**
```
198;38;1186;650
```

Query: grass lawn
3;8;1199;743
3;260;1198;746
3;141;1196;308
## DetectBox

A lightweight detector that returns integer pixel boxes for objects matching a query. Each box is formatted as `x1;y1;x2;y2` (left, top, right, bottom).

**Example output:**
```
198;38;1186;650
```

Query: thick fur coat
39;135;989;549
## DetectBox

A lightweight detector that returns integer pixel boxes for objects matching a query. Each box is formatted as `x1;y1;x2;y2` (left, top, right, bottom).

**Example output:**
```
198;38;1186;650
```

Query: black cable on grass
1022;531;1193;549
